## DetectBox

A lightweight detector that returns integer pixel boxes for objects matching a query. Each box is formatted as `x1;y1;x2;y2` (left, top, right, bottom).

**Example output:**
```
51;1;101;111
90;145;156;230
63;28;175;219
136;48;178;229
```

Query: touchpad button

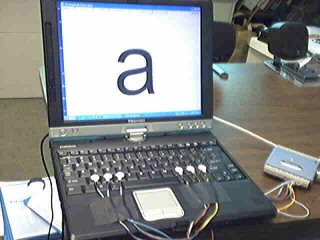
133;188;184;221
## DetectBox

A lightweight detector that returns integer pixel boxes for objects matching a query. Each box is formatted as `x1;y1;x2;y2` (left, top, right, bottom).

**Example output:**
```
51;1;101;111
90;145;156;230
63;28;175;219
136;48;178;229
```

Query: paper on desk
25;180;62;232
0;181;25;237
0;179;59;239
0;197;3;236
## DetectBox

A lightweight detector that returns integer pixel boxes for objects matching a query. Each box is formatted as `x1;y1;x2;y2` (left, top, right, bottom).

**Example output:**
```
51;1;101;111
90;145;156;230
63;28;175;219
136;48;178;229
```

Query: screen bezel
41;0;213;128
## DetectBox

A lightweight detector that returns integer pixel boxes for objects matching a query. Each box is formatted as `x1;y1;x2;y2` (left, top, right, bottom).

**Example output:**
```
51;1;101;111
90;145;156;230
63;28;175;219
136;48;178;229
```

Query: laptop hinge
125;127;148;142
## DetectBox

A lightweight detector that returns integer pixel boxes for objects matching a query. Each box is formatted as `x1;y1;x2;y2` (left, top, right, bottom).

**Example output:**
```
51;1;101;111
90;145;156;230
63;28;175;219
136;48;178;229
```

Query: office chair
212;21;236;63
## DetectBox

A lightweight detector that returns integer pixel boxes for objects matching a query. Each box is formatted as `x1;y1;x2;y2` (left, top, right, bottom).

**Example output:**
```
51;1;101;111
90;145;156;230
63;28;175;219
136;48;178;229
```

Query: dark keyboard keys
61;139;245;195
67;186;83;195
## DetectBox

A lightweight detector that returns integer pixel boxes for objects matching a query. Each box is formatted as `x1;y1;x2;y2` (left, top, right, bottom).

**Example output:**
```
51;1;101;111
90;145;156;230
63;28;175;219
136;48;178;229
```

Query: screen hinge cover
126;127;148;142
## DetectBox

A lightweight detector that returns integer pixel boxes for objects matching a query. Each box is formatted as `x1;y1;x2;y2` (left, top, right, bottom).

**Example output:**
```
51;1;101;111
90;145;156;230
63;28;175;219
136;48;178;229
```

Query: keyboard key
96;161;105;169
70;150;79;156
63;165;72;172
89;155;101;162
82;184;96;193
107;148;116;153
110;182;121;191
63;171;77;179
125;152;137;160
147;151;159;158
88;149;98;154
229;167;239;173
102;167;114;174
151;163;163;171
234;173;245;180
110;160;122;168
67;186;83;195
137;172;150;180
57;151;68;157
114;166;128;173
85;162;98;170
78;170;91;178
139;164;152;172
224;175;233;181
226;163;236;168
121;159;134;167
209;164;219;171
98;149;107;153
211;172;224;182
101;154;114;161
113;153;125;161
126;173;138;181
158;150;170;157
161;169;174;178
89;169;102;175
127;165;140;173
73;163;85;171
123;177;179;190
149;170;162;179
67;157;78;164
136;151;148;159
66;178;86;187
125;147;134;152
169;149;180;156
79;149;88;155
116;147;125;152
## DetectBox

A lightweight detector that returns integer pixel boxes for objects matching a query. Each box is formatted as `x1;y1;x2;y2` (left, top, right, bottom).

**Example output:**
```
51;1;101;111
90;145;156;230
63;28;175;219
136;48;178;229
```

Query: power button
60;129;67;137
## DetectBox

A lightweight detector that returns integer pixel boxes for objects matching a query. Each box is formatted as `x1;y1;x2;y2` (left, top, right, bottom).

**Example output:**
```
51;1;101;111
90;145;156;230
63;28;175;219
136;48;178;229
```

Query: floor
0;98;52;181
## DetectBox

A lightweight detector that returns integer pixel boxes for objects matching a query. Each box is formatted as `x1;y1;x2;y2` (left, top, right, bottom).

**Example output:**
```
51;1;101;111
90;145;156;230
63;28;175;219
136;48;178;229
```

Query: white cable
213;116;313;219
264;180;295;196
94;183;105;198
119;221;144;240
278;199;310;219
213;116;276;147
264;180;310;219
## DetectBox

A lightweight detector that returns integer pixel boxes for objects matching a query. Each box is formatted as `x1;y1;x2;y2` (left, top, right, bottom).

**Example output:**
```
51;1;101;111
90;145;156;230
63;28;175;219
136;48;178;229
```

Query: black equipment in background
212;21;236;63
258;22;320;86
212;21;236;80
258;22;309;71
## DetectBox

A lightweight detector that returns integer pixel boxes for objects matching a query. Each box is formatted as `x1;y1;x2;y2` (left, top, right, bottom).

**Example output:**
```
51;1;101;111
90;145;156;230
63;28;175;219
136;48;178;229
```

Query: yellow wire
277;184;296;212
198;202;219;232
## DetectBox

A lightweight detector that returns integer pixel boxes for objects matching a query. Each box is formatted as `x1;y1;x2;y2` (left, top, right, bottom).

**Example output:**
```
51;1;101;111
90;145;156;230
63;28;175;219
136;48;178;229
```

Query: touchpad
133;188;184;221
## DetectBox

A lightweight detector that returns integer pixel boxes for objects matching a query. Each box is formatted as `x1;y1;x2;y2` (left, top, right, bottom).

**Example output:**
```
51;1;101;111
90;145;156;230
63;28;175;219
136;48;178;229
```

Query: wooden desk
34;64;320;239
212;64;320;239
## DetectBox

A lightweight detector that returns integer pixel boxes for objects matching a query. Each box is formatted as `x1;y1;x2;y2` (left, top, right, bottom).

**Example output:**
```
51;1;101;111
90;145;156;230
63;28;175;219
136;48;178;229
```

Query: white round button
198;164;207;173
186;165;195;174
103;173;113;182
90;174;100;183
115;172;125;181
175;166;184;176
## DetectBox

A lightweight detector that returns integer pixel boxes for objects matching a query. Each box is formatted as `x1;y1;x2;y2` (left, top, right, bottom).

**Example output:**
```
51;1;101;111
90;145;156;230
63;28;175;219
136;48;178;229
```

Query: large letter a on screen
117;49;154;95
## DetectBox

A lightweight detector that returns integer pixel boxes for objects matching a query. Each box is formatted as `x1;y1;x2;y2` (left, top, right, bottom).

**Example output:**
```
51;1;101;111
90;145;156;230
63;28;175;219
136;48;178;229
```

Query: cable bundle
119;202;219;240
265;180;310;219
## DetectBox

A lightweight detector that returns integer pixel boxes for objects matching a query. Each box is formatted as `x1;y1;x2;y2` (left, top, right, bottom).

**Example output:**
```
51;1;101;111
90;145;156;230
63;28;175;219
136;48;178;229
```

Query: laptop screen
57;1;202;122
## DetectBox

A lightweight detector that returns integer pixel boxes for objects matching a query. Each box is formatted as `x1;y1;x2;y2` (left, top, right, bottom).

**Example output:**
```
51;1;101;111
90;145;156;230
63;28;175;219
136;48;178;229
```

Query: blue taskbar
64;110;202;122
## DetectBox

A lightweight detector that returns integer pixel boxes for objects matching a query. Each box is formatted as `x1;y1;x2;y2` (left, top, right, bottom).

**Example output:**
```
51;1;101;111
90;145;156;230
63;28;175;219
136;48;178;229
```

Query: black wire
40;133;54;240
61;213;65;240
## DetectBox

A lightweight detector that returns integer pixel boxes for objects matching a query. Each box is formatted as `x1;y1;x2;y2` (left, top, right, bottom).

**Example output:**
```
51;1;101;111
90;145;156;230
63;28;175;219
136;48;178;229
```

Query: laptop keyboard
57;140;246;195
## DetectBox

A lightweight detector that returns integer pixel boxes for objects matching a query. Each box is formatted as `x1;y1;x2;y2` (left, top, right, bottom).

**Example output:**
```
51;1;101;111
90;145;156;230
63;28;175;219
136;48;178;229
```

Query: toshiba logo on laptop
128;119;146;123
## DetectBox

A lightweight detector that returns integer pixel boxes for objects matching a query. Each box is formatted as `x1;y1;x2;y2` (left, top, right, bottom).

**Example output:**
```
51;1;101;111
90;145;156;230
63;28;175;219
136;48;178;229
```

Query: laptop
40;0;276;239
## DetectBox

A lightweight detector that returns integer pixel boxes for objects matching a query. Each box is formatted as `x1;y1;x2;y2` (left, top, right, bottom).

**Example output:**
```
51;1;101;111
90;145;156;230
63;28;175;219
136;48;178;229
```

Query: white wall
0;0;43;98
